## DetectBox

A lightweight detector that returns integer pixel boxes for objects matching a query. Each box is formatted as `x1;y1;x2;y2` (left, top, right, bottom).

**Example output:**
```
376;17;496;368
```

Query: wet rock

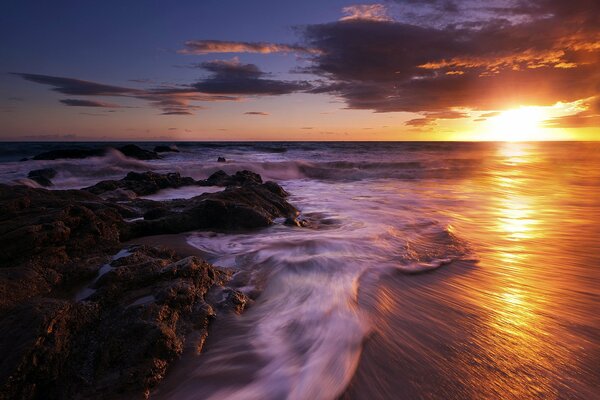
201;169;262;187
84;171;196;197
116;144;160;160
27;168;57;187
0;184;127;310
217;157;226;162
125;180;297;238
0;169;297;399
263;180;289;197
284;216;310;227
154;145;179;153
0;247;235;400
32;148;105;160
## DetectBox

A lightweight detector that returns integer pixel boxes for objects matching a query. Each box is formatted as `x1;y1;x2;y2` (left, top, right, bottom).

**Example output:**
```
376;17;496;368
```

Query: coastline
0;155;298;399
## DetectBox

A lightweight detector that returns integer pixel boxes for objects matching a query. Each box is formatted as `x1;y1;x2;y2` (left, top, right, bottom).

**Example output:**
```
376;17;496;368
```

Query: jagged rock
0;185;129;310
124;181;297;238
84;171;196;197
0;169;298;399
154;145;179;153
201;170;262;187
217;157;226;162
0;247;241;400
27;168;57;187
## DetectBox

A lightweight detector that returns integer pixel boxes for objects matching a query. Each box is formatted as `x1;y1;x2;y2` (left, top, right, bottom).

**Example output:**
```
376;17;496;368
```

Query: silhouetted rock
32;148;104;160
217;157;226;162
201;169;262;187
84;171;196;197
19;158;29;162
27;168;57;187
154;145;180;153
116;144;160;160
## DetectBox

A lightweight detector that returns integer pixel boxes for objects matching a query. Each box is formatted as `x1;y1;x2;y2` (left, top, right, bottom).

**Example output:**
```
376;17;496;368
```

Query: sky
1;0;599;141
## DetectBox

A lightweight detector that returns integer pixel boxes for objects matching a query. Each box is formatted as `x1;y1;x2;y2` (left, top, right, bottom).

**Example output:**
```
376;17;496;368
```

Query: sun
485;107;547;141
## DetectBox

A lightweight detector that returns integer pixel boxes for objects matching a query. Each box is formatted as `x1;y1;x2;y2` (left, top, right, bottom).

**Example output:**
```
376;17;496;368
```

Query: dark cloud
193;59;311;95
13;73;137;96
244;111;269;115
161;111;193;115
60;99;122;108
13;63;306;114
301;0;600;120
180;40;317;55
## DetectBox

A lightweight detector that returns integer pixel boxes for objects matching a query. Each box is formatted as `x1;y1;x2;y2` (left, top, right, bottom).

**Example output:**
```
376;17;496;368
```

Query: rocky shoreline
0;168;300;399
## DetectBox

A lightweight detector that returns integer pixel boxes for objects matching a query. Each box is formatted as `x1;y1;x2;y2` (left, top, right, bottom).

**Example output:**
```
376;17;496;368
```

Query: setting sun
486;107;547;141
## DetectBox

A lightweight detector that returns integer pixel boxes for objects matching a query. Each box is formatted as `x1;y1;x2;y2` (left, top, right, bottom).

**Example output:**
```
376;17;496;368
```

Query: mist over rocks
27;168;57;186
0;169;299;399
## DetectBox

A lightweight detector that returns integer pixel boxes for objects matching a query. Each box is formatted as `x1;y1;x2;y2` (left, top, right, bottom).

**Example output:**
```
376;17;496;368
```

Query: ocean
2;141;599;399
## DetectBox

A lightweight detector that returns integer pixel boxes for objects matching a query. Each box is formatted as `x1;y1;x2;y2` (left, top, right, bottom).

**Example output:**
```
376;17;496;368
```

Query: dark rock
27;168;57;187
19;158;29;162
217;157;226;162
0;247;238;400
0;185;127;310
32;148;105;160
154;145;179;153
284;217;309;227
84;171;196;197
0;169;297;399
201;169;262;187
116;144;160;160
263;180;289;197
124;181;297;238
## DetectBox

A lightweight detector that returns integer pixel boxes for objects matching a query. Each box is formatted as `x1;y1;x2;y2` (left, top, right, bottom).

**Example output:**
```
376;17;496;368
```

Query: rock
284;216;310;227
124;180;297;238
19;158;29;162
27;168;57;187
201;170;262;187
263;180;289;197
84;171;196;197
154;145;179;153
0;184;127;310
0;169;297;399
0;247;239;400
116;144;160;160
32;148;105;160
217;157;226;162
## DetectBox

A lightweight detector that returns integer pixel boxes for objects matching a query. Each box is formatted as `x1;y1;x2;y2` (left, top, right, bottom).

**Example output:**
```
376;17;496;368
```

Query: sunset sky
1;0;599;141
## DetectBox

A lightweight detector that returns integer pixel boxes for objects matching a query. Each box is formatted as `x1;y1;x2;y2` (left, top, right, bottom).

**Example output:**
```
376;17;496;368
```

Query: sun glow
486;107;548;141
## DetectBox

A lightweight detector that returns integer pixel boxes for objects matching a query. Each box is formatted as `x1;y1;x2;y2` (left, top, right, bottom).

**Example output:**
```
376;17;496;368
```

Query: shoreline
0;165;299;399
